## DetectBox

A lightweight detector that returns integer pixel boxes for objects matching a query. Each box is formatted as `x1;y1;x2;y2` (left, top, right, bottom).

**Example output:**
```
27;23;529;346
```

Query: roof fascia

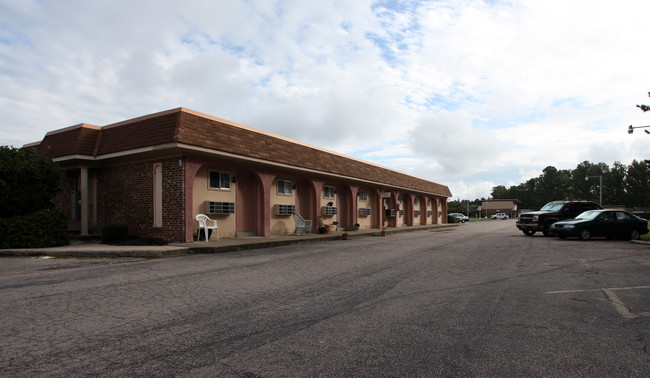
102;108;183;129
44;123;102;136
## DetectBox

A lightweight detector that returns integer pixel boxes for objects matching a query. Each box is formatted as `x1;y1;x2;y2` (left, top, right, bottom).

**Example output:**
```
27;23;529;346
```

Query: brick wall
52;170;78;225
94;157;185;242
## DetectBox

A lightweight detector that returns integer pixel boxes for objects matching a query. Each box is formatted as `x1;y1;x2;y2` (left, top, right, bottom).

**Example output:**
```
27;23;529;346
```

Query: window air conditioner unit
322;206;338;216
206;201;235;214
359;208;372;216
275;204;296;215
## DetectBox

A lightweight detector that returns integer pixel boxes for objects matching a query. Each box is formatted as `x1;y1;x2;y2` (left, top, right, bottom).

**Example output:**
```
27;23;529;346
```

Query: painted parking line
602;289;640;319
546;285;650;319
546;285;650;295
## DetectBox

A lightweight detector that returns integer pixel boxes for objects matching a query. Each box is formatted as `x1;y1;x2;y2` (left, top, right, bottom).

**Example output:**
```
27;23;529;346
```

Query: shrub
101;224;129;243
0;146;63;218
447;215;458;223
0;211;69;248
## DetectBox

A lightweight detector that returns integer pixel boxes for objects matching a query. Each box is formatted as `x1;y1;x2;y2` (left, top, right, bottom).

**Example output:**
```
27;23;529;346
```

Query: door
295;181;312;227
236;173;258;235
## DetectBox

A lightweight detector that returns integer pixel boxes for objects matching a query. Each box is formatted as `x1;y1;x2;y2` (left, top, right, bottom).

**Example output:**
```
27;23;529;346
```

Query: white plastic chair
196;214;219;242
293;213;312;236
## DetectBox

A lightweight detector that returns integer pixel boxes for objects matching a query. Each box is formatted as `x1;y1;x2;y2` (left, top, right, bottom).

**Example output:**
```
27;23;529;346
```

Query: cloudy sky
1;0;649;199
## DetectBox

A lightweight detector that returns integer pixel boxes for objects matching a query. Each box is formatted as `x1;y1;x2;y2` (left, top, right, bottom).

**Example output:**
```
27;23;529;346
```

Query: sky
1;0;649;200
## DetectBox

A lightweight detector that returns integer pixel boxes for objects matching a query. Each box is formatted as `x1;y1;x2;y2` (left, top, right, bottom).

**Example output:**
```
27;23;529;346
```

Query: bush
447;215;459;223
0;146;63;218
101;224;129;243
0;211;69;248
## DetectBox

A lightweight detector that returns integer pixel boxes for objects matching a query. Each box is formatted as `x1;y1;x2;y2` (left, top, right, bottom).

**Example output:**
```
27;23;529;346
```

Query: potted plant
318;216;326;234
332;221;339;231
353;223;360;231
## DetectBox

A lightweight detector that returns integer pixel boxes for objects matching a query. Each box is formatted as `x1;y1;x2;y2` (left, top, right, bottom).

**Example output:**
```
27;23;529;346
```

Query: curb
631;239;650;247
1;224;459;258
0;245;190;258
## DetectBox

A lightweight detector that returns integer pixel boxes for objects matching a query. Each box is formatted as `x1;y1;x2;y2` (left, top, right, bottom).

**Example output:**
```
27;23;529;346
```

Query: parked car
448;213;469;223
516;200;602;236
491;213;509;220
550;209;648;240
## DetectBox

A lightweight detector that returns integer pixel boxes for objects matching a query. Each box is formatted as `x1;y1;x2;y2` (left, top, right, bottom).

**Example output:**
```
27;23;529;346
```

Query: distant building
25;108;452;242
480;199;521;218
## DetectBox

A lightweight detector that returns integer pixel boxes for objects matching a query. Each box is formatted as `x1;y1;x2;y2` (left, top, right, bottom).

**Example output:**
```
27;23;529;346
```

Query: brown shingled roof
35;123;101;157
31;108;452;197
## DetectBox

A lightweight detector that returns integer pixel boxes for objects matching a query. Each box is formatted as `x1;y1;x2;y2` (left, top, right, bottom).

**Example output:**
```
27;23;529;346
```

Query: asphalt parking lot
1;220;649;376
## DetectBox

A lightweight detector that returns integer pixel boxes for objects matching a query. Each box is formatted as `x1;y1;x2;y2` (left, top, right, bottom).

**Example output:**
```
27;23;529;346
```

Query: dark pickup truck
516;200;602;236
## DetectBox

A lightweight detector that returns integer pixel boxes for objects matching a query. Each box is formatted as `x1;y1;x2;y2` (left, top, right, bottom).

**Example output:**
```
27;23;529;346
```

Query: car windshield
540;202;564;211
575;210;601;220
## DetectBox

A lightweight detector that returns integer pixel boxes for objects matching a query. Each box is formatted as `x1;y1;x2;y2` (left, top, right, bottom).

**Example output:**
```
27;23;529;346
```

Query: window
615;211;630;220
359;190;367;201
209;171;230;190
324;186;335;199
277;179;292;195
414;198;419;205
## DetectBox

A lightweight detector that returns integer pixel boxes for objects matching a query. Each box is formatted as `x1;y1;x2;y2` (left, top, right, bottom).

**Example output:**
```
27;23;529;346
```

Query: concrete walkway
0;224;458;258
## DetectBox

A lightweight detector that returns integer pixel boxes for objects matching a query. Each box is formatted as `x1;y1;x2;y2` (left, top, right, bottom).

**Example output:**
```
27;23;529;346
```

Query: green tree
0;146;63;218
537;166;571;204
604;161;627;205
491;185;508;199
570;161;597;201
625;159;650;206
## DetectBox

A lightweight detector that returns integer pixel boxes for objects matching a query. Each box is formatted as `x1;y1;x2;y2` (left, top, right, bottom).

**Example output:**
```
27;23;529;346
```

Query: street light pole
585;175;602;206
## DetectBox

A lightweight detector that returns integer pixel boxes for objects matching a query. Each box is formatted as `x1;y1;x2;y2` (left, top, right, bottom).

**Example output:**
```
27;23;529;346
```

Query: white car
449;213;469;223
492;213;509;220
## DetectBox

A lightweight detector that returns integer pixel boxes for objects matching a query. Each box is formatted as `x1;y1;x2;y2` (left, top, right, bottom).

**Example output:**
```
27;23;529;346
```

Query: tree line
446;159;650;216
491;160;650;210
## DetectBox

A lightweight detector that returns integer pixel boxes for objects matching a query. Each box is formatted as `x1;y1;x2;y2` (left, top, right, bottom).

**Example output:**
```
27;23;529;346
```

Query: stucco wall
192;165;237;239
355;188;375;230
270;177;298;235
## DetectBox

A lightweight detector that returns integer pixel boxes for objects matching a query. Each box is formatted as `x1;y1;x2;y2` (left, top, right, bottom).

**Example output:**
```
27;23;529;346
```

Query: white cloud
1;0;649;202
409;111;498;176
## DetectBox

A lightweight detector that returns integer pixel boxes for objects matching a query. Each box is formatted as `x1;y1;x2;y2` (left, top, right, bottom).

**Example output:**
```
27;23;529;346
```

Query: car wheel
630;229;640;240
578;228;591;240
523;230;535;236
542;223;555;237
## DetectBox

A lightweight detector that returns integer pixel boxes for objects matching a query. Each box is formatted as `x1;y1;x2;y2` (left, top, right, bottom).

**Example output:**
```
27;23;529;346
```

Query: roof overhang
53;142;451;198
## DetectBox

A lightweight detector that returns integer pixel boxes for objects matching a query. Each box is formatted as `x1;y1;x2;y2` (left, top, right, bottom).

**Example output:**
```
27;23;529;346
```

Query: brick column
348;185;359;230
308;179;324;232
374;188;383;229
253;171;275;237
183;157;205;242
80;167;89;235
442;198;448;223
